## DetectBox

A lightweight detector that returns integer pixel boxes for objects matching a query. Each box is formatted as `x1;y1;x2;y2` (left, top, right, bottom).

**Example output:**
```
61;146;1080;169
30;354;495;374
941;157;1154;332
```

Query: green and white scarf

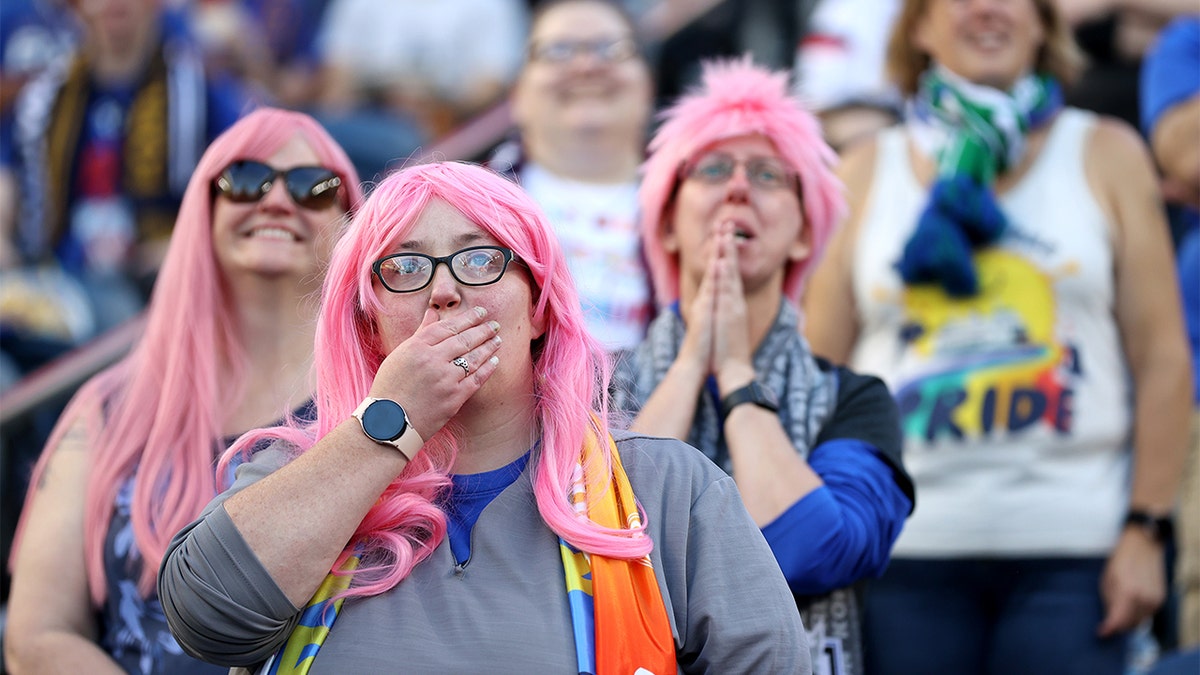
897;65;1062;296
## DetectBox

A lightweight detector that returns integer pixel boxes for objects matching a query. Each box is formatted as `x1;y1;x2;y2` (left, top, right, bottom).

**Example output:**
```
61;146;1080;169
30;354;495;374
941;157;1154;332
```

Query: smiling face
664;134;810;303
210;134;344;283
512;0;652;149
372;199;543;396
914;0;1046;90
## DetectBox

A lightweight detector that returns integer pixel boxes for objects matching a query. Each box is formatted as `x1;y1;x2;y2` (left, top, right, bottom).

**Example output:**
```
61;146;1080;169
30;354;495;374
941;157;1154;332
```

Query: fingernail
493;335;502;345
489;356;499;366
488;320;500;332
475;306;488;318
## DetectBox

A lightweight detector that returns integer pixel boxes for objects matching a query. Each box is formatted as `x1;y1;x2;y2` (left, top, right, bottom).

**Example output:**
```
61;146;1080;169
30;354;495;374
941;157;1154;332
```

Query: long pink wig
12;108;363;605
639;57;847;306
226;161;651;601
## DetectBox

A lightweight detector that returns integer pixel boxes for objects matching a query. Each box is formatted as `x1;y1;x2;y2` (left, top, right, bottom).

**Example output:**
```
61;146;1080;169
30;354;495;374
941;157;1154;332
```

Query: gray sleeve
676;474;812;674
158;445;302;667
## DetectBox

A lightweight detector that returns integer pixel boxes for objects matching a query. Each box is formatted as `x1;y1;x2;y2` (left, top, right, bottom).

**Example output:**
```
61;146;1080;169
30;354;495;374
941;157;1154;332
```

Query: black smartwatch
720;381;780;423
1123;509;1174;544
353;397;415;460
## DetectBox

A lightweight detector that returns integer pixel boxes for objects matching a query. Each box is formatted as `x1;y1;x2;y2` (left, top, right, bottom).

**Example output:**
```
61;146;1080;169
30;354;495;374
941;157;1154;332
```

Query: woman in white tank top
803;0;1192;672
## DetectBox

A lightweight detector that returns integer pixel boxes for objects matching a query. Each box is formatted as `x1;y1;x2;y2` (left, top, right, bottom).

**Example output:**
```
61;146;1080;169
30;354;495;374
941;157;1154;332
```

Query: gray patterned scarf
612;300;834;469
611;300;867;675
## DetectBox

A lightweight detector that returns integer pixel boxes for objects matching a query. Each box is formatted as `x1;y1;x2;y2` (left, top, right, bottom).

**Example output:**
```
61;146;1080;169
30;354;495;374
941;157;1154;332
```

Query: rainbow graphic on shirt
893;249;1080;444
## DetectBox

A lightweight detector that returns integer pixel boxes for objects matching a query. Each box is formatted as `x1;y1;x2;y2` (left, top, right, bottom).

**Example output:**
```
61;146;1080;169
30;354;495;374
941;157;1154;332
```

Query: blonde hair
885;0;1085;96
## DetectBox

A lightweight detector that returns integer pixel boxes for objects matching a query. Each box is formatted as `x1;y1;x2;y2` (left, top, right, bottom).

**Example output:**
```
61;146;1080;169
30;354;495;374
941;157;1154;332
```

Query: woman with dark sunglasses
610;59;915;675
5;108;362;675
158;161;808;673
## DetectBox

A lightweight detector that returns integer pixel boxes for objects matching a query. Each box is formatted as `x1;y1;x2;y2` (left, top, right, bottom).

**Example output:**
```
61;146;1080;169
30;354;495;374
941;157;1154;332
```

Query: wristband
1123;509;1174;544
720;381;780;423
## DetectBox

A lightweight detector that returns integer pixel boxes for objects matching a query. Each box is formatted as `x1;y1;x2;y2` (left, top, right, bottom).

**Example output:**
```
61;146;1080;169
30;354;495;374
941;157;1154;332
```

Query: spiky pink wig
225;161;650;601
639;57;847;306
12;107;363;605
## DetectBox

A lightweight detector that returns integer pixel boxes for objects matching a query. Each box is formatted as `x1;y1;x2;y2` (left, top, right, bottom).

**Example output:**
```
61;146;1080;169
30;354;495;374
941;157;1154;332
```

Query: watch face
362;399;407;442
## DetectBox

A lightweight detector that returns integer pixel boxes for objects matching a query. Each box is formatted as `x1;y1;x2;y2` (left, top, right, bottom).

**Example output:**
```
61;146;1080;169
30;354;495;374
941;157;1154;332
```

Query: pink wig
227;161;651;601
12;108;363;605
639;57;847;306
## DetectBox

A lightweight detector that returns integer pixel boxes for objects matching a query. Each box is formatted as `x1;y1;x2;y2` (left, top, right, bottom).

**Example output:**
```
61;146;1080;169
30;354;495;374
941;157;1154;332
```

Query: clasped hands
677;220;757;393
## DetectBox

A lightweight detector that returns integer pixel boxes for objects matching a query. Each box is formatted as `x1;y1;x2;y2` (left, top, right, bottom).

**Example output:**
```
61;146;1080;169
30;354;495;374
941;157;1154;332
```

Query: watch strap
720;382;779;423
1124;509;1174;544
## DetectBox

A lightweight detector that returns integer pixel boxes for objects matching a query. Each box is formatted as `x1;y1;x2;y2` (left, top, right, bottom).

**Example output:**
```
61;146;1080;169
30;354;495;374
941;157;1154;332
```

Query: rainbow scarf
264;431;674;674
262;555;359;675
559;429;676;675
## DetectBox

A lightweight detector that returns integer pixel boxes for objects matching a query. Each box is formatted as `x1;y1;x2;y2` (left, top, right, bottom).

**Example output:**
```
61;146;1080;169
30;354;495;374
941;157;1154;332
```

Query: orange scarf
560;428;676;674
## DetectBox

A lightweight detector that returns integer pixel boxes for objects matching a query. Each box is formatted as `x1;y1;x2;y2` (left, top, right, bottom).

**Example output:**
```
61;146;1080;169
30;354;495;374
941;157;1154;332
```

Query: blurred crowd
0;0;1196;673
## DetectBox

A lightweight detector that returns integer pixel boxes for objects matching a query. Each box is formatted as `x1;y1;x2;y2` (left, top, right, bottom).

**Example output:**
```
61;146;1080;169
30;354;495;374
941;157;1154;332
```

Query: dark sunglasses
214;160;343;210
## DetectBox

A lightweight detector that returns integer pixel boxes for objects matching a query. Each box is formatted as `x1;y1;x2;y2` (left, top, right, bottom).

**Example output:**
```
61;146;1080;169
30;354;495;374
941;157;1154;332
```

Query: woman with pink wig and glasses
158;160;808;673
611;58;915;675
6;108;363;674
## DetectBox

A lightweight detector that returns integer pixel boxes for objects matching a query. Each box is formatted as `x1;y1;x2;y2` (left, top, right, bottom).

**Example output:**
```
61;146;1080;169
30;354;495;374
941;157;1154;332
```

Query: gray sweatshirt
159;430;811;674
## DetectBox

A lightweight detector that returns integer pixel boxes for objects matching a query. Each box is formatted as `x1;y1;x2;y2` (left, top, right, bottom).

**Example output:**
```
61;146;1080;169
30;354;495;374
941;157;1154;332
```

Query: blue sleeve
814;362;915;510
1140;16;1200;137
760;438;912;595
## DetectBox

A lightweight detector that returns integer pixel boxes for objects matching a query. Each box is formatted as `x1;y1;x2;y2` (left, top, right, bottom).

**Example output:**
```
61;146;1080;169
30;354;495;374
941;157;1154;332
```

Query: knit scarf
614;301;834;473
897;65;1062;296
260;432;674;675
12;40;206;262
611;302;868;673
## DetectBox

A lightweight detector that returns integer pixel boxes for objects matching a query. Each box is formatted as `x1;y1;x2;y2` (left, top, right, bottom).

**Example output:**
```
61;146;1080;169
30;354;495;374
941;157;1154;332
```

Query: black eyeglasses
214;160;343;210
372;246;520;293
527;36;638;64
683;153;798;191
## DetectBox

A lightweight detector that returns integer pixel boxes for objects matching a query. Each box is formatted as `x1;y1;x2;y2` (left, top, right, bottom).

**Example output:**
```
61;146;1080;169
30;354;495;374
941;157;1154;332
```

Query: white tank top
851;109;1130;557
